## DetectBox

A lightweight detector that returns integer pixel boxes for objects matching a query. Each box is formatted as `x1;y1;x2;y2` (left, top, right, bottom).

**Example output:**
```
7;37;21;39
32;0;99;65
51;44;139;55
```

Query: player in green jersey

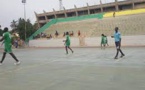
63;32;73;54
0;27;20;65
101;34;107;49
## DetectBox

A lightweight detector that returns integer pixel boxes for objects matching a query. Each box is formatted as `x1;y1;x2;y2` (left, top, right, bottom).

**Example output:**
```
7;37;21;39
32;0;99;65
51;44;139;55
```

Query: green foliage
10;18;37;41
0;29;3;36
0;25;2;36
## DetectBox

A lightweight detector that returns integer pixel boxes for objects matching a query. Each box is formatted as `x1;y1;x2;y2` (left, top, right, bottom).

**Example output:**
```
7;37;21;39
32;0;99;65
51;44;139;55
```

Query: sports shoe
14;61;21;65
120;54;125;58
114;57;118;59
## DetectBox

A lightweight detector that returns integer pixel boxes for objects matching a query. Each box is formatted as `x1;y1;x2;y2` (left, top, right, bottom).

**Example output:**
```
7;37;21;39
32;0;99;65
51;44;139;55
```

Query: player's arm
63;37;68;43
118;33;121;42
63;40;66;42
0;37;4;42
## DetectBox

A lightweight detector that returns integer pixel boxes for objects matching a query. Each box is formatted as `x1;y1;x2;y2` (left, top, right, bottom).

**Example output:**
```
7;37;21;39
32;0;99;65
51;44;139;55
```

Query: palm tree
10;20;17;30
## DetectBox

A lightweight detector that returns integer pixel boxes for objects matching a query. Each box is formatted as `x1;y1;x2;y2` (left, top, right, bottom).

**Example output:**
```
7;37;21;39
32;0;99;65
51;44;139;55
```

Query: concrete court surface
0;47;145;90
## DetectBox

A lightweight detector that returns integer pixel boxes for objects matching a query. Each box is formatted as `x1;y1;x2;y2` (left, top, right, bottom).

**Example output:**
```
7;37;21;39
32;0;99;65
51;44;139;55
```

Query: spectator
71;31;74;37
55;30;59;37
78;30;81;36
14;39;18;48
63;32;66;37
113;12;116;17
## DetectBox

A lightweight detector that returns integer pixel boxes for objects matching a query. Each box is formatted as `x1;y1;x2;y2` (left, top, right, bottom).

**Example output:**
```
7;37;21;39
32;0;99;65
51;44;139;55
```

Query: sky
0;0;124;29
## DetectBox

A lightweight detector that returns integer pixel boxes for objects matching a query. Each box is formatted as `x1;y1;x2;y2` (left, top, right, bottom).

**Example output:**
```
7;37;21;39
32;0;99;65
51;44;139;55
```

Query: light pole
59;0;63;10
22;0;26;41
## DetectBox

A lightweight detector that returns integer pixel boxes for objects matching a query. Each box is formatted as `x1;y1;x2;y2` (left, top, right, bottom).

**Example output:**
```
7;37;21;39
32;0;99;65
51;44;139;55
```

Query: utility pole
22;0;26;41
59;0;63;10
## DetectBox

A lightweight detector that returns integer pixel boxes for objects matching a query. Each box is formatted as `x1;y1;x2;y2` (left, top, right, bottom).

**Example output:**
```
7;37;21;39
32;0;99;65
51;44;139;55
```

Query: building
35;0;145;28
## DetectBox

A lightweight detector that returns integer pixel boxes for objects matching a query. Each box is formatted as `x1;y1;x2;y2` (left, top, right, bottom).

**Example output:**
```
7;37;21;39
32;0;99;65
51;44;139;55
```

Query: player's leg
119;46;125;57
107;42;109;46
118;42;125;57
101;43;103;49
103;44;106;49
0;52;7;64
0;47;8;64
114;42;119;59
68;46;73;53
65;46;68;54
9;53;20;65
9;53;19;62
8;45;20;64
119;49;125;57
115;49;119;59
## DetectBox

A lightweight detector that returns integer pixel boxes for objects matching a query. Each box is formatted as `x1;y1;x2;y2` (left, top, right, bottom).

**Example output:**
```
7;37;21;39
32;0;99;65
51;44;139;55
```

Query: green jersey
66;35;70;46
101;36;107;44
3;32;12;53
3;32;12;45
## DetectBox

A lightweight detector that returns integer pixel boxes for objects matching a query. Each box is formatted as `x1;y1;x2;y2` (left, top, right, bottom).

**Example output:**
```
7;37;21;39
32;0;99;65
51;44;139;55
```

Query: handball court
0;47;145;90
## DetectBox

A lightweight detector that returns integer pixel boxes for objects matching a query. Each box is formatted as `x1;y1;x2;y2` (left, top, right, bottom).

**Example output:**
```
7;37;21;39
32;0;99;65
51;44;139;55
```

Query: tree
10;20;17;30
0;25;3;36
10;18;36;41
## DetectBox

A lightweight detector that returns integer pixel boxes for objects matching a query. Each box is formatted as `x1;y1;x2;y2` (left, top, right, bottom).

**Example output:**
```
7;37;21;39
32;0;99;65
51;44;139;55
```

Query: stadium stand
28;8;145;47
44;12;145;38
28;8;145;41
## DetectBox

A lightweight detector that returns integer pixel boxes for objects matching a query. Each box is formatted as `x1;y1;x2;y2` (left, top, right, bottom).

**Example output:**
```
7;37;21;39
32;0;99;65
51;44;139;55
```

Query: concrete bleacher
104;8;145;18
29;9;145;47
44;13;145;37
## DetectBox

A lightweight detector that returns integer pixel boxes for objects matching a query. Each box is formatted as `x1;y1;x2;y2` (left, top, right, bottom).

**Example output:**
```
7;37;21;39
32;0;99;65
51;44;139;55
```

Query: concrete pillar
115;0;119;11
74;5;78;16
100;0;103;12
132;0;135;9
34;11;40;28
63;7;67;18
53;8;57;19
43;10;49;22
87;3;90;15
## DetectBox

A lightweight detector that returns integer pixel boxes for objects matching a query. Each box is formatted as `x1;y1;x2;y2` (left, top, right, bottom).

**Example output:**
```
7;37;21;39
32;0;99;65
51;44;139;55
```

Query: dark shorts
115;41;120;49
